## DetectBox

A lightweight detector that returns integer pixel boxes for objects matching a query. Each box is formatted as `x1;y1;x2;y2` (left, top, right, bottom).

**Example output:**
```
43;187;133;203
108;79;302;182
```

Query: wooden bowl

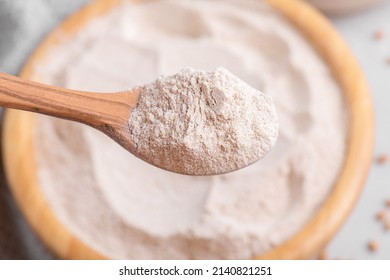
2;0;374;259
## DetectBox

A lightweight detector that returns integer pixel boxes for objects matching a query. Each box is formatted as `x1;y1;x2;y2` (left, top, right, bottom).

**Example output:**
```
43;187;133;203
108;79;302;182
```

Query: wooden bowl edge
2;0;374;260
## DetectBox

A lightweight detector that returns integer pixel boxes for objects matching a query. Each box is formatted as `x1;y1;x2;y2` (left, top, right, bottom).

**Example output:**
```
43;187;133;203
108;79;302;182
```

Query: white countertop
328;1;390;259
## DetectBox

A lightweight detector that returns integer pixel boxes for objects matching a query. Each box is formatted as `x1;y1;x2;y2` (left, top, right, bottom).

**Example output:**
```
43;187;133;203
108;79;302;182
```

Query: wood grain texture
2;0;374;259
0;72;140;158
0;73;138;129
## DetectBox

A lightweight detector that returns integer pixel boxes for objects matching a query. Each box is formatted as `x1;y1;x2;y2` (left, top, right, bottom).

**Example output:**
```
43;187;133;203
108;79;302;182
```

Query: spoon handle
0;73;136;129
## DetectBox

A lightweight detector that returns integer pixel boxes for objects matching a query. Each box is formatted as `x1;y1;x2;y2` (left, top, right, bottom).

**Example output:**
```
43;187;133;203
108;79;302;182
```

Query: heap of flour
34;0;346;259
129;67;278;175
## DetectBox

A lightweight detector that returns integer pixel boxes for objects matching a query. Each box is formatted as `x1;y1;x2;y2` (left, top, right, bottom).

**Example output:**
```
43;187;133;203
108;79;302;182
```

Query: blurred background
0;0;390;259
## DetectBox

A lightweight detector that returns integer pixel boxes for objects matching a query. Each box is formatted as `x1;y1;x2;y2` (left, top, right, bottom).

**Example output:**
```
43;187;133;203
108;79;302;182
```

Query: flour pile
129;67;278;175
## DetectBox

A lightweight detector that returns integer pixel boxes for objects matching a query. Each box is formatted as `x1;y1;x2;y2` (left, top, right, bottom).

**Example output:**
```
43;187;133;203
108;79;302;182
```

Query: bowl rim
2;0;374;259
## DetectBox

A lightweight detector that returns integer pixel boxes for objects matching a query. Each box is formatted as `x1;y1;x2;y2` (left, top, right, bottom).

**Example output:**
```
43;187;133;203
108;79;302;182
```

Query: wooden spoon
0;72;141;160
0;71;277;176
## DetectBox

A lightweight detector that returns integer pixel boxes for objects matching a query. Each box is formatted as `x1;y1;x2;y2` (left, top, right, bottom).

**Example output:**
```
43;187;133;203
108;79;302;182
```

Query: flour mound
128;67;279;175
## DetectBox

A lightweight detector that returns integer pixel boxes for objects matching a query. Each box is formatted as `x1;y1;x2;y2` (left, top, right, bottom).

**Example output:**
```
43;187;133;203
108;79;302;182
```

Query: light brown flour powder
34;0;346;259
129;67;278;175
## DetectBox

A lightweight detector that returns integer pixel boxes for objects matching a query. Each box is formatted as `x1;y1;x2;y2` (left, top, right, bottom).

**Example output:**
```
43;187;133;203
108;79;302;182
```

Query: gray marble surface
0;0;389;259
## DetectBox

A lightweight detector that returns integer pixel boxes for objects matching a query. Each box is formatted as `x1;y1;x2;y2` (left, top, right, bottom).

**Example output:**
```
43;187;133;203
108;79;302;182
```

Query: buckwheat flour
129;67;278;175
34;0;347;259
